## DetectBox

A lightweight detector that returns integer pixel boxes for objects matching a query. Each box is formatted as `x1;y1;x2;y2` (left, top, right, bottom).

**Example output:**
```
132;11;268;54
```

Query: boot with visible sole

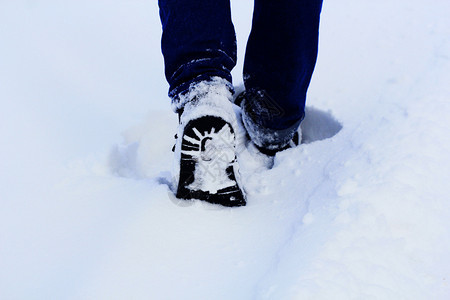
176;115;245;207
172;80;246;207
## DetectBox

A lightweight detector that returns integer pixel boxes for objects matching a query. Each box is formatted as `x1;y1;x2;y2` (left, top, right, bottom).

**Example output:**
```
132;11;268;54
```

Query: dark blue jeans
159;0;323;135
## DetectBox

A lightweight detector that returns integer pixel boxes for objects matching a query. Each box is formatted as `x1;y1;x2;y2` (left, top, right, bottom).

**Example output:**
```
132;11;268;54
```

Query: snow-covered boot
173;80;246;207
235;90;302;156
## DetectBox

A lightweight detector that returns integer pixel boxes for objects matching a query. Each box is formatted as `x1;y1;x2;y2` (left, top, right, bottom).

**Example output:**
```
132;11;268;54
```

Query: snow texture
1;0;450;299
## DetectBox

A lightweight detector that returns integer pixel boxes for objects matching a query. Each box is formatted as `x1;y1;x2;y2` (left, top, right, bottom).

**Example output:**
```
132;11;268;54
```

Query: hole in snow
300;107;342;144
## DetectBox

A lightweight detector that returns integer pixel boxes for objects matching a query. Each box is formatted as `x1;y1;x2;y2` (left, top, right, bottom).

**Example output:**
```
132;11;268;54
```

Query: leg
159;0;245;206
242;0;323;150
158;0;237;111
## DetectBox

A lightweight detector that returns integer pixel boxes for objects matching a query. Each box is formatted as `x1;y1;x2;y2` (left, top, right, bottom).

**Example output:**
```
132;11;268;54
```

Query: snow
1;0;450;299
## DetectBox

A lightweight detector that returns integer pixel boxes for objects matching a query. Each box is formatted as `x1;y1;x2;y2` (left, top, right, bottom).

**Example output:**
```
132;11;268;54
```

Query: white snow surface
1;0;450;299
